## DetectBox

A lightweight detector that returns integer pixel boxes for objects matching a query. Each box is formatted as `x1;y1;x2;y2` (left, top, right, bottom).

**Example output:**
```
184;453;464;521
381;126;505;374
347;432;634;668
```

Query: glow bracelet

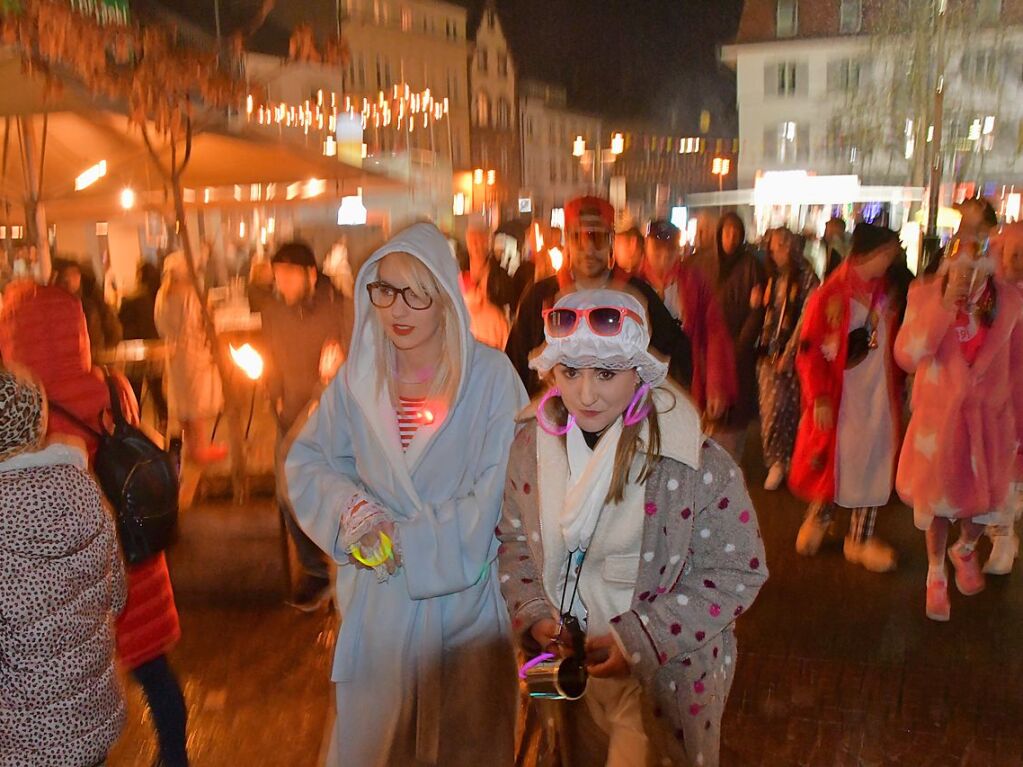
350;532;393;568
518;653;556;680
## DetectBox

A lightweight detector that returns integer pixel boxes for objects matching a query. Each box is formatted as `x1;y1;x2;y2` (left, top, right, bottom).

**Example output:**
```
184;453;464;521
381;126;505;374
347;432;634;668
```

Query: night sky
485;0;744;134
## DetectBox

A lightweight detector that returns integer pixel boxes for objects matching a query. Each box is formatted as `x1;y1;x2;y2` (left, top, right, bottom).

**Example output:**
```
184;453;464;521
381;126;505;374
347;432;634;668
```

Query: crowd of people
2;191;1022;767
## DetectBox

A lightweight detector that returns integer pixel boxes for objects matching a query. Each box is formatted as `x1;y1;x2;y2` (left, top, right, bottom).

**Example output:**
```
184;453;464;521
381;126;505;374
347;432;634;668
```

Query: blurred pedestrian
641;219;737;422
0;367;126;767
119;261;169;433
262;241;354;610
154;251;227;469
896;234;1023;620
286;223;525;767
924;197;998;276
52;257;123;362
690;212;766;462
823;217;849;277
612;223;645;276
756;227;820;491
790;224;904;573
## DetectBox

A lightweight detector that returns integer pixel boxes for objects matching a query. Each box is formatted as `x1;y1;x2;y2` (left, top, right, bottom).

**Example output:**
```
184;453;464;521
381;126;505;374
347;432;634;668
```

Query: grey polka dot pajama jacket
497;414;768;766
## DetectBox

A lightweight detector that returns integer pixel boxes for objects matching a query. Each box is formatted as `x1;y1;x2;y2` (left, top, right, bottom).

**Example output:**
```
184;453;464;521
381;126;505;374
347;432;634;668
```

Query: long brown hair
542;382;674;504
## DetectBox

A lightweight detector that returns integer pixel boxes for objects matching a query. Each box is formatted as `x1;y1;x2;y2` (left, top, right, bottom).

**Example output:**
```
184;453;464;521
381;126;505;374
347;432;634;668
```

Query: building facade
468;2;521;222
248;0;472;174
518;80;604;220
722;0;1023;212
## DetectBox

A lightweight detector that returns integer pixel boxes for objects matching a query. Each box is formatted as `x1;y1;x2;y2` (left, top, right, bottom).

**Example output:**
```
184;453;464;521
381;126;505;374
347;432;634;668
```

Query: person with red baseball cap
506;196;692;396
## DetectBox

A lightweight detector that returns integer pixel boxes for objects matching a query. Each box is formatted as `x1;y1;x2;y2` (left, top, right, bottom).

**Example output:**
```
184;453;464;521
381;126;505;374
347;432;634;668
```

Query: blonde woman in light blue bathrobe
286;222;527;767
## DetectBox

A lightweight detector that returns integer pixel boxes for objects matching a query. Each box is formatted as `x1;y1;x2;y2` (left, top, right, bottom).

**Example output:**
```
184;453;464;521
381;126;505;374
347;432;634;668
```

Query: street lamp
573;133;624;193
711;157;731;212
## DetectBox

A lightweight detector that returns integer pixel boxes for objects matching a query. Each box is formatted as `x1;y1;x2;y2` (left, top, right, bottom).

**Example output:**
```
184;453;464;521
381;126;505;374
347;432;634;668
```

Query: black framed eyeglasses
366;281;433;310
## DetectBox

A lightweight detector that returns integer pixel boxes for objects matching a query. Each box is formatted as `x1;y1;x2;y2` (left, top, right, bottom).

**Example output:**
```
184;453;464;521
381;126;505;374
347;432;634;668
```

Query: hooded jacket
690;215;766;429
286;222;527;767
0;415;126;767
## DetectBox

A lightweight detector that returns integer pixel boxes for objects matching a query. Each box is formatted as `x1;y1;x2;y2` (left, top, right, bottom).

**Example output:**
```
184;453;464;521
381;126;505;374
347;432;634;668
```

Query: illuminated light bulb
119;187;136;210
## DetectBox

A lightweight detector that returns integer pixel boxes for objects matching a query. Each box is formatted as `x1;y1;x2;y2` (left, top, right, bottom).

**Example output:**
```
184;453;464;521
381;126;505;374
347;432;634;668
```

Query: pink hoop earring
537;387;575;436
623;383;652;427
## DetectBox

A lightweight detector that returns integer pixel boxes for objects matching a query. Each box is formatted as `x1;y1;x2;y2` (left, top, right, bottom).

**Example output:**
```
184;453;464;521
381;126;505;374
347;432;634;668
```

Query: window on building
477;48;488;73
962;50;998;83
475;91;491;127
777;0;798;37
769;120;807;163
498;52;509;78
777;62;798;96
495;98;511;130
839;0;861;33
400;6;412;31
827;58;861;93
978;0;1002;23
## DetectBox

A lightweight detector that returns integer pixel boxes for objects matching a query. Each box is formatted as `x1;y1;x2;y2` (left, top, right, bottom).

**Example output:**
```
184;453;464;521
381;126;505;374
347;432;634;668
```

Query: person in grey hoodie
0;368;126;767
262;241;354;610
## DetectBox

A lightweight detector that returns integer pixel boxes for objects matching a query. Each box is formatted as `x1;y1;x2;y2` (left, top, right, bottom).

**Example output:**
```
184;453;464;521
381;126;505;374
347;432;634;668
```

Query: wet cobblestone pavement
108;456;1023;766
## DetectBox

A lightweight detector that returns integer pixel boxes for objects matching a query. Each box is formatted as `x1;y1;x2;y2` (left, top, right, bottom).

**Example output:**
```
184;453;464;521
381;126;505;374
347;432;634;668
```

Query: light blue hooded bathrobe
286;222;527;767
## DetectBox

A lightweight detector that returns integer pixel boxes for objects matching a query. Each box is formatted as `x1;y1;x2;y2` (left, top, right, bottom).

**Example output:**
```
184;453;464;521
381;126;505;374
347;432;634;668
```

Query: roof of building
733;0;1023;46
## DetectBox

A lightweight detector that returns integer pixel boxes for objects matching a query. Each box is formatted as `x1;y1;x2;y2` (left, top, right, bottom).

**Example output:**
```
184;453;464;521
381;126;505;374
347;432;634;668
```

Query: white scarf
561;417;623;552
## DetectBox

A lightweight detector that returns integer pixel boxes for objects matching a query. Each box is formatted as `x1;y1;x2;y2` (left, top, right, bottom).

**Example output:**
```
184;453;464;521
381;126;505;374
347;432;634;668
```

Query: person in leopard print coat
0;369;126;767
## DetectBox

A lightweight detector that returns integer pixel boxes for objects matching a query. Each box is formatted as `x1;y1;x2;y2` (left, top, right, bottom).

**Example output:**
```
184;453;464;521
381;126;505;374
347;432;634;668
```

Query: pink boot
948;544;985;596
925;574;950;622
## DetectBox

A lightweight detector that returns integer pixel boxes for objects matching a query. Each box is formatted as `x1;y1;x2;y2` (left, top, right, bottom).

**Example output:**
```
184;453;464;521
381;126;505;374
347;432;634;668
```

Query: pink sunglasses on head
542;306;645;338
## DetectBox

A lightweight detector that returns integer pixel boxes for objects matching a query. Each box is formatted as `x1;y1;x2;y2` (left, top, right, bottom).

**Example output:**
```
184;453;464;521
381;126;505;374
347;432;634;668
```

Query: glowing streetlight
119;187;136;210
610;132;624;155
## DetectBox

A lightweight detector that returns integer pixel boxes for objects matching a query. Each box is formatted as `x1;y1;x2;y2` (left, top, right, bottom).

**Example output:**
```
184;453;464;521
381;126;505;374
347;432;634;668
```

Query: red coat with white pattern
788;262;904;504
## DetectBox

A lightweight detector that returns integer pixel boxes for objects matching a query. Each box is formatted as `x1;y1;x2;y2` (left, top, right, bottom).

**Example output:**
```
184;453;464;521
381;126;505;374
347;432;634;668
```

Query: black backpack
49;376;180;564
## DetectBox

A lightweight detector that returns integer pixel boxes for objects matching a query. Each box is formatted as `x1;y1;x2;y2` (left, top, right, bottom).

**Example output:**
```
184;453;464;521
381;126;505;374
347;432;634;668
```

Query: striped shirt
396;396;428;452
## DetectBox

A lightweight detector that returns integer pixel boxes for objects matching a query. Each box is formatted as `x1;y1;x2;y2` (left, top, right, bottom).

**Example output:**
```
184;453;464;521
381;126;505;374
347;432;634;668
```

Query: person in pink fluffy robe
895;235;1023;621
983;222;1023;574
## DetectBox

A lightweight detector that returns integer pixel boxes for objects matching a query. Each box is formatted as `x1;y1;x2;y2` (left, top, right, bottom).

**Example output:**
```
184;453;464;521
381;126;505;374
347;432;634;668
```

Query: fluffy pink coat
895;276;1023;523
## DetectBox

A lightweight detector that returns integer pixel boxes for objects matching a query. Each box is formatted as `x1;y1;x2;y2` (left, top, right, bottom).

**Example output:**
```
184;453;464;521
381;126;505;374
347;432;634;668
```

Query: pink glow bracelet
518;653;556;679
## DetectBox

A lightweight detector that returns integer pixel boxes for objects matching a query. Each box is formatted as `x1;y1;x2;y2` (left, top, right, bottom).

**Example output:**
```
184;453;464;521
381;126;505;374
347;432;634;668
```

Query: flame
230;343;264;381
549;247;564;272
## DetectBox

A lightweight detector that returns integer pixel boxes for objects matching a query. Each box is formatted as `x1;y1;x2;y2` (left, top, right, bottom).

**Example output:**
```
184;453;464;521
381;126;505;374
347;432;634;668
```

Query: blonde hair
370;251;462;407
542;380;674;504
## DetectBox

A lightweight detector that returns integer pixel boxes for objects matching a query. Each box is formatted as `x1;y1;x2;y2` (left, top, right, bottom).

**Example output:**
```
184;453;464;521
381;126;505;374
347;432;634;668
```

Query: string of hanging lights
245;85;450;137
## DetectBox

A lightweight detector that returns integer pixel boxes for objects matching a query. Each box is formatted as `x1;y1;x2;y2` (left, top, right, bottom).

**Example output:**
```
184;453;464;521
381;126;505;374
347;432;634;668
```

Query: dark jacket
504;270;693;397
260;276;355;431
690;215;767;428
